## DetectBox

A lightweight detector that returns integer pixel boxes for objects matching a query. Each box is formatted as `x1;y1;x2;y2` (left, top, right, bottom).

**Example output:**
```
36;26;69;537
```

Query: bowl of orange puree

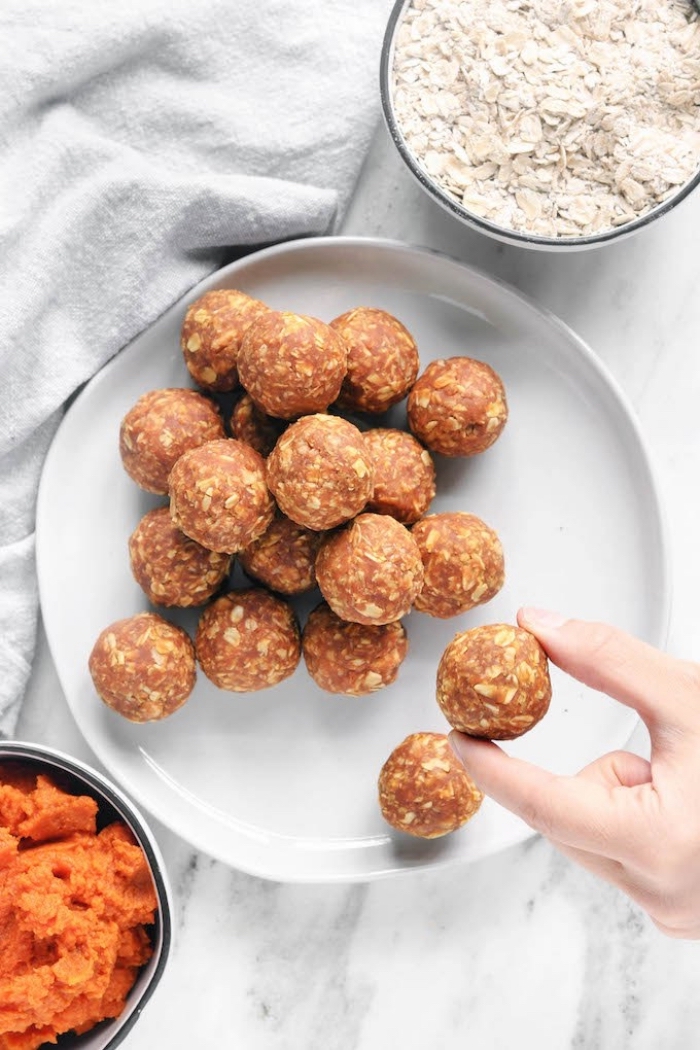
0;740;172;1050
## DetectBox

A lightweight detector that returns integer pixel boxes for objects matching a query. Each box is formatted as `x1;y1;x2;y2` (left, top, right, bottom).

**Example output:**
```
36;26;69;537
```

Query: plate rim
36;235;672;882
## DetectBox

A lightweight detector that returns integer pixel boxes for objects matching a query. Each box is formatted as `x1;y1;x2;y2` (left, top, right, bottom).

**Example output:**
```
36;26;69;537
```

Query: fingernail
518;606;567;630
447;730;471;766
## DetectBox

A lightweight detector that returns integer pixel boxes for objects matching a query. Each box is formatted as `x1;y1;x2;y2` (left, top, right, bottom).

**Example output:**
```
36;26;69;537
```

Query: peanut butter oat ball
181;288;269;392
88;612;196;722
436;624;552;740
378;732;483;838
330;307;420;414
315;513;424;626
169;438;274;554
195;589;301;692
412;512;504;619
266;414;373;531
363;428;436;524
128;506;231;607
119;388;225;494
408;357;508;457
302;602;408;696
229;393;285;458
238;311;347;420
239;512;323;596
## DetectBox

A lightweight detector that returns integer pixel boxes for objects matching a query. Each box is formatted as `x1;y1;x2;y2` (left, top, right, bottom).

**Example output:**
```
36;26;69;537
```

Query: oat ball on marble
412;512;504;619
239;512;323;596
195;589;301;692
330;307;420;414
363;428;436;524
88;612;196;722
237;311;347;419
229;393;285;458
169;438;274;554
266;414;373;531
378;732;483;838
180;288;269;392
302;602;408;696
436;624;552;740
119;388;225;494
315;512;424;626
407;357;508;457
128;506;231;607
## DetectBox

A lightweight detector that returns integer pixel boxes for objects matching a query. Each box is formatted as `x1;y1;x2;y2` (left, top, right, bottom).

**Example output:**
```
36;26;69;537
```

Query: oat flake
391;0;700;238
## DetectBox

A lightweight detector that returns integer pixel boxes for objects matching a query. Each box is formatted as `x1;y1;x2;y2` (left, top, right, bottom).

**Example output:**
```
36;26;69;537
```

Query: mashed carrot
0;762;158;1050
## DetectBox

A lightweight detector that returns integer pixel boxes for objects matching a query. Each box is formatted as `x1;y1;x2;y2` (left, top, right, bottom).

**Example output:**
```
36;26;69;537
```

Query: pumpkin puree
0;762;157;1050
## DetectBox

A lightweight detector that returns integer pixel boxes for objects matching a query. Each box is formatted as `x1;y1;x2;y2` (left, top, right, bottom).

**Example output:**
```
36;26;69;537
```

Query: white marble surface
20;120;700;1048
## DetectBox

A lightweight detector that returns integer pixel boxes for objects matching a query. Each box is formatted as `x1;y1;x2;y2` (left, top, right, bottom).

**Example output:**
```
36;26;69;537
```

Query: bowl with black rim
380;0;700;251
0;739;173;1050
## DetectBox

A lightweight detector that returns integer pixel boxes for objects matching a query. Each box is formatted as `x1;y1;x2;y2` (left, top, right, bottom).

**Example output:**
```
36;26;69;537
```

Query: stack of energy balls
89;286;552;842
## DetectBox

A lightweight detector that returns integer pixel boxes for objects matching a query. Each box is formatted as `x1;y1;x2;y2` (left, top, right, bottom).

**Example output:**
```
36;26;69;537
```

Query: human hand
448;608;700;939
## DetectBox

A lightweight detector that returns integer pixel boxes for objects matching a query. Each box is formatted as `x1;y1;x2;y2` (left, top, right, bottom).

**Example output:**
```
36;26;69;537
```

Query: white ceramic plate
36;237;670;882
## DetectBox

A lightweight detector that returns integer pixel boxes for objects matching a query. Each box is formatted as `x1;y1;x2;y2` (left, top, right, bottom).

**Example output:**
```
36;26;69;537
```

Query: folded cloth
0;0;393;735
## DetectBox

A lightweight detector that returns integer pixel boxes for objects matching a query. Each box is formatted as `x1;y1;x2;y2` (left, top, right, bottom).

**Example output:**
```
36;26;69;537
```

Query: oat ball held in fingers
230;393;285;458
89;612;196;722
119;388;225;494
378;732;483;838
412;512;504;618
315;513;424;625
330;307;420;414
302;602;408;696
239;513;323;595
181;288;269;391
266;414;373;531
169;438;274;554
195;589;300;692
363;428;436;524
408;357;508;456
437;624;552;739
237;311;347;419
128;506;231;607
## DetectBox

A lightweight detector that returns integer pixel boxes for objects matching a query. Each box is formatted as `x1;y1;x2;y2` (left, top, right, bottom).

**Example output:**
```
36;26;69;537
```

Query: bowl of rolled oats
381;0;700;249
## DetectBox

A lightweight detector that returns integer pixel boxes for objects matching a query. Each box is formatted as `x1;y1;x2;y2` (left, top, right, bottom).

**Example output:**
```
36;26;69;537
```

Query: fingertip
517;606;569;633
447;731;502;774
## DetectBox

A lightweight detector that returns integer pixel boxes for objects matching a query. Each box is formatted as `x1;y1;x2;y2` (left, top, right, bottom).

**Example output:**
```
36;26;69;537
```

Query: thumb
448;731;633;859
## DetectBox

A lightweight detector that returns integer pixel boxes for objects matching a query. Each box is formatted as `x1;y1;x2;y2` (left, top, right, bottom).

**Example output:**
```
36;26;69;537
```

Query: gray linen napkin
0;0;393;735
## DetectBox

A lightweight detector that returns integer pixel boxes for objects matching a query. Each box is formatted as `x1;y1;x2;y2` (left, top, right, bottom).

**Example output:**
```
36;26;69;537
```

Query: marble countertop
20;121;700;1049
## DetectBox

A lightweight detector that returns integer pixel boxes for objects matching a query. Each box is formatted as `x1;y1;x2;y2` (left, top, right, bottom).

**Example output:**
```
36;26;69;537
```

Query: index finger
517;608;700;750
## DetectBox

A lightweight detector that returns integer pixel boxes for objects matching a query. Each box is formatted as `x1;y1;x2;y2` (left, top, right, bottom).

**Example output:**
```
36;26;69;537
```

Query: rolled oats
391;0;700;237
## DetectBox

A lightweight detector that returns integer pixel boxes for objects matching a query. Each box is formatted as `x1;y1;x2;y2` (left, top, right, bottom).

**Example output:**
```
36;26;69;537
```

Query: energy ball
88;612;196;722
315;513;424;625
180;288;269;392
330;307;420;414
238;513;323;596
195;589;301;692
238;311;347;419
412;512;504;619
119;388;225;494
408;356;508;456
302;602;408;696
266;414;373;531
169;438;274;554
378;732;483;838
363;428;436;524
128;506;231;607
436;624;552;740
229;393;285;458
